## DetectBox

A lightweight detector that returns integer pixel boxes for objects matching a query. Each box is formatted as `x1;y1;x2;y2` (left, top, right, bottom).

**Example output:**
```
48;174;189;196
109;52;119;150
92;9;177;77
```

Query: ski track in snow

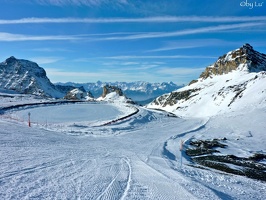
0;102;266;199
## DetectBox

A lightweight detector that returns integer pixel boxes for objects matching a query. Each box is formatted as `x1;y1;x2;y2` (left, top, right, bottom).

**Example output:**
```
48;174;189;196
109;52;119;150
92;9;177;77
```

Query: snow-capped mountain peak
0;56;66;98
0;56;89;99
147;44;266;117
199;43;266;80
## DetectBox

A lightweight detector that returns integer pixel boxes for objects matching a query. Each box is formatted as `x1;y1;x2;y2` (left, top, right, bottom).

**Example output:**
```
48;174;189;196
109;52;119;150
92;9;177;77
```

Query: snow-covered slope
56;81;182;101
0;57;66;98
147;44;266;117
97;91;134;104
1;100;265;199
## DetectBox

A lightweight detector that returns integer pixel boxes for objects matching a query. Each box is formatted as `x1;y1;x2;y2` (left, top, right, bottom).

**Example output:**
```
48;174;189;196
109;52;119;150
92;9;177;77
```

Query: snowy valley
0;44;266;199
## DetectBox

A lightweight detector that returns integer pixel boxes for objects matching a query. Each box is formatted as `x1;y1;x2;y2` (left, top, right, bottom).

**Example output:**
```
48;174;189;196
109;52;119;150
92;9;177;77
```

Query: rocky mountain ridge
199;43;266;80
0;56;66;98
147;44;266;117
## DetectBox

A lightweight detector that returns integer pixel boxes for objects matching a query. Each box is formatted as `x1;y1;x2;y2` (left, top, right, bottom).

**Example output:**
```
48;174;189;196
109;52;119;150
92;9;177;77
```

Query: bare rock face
200;44;266;79
101;85;123;98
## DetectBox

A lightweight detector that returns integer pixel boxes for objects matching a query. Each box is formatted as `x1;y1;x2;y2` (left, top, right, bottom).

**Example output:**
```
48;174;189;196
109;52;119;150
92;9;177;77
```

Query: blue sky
0;0;265;84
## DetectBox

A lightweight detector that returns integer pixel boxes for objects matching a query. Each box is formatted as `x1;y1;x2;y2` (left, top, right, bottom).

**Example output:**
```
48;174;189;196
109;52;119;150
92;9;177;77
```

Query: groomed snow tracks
96;158;132;200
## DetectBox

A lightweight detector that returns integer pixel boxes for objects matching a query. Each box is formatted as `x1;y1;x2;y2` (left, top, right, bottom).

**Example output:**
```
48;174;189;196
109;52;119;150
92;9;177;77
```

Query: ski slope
0;101;266;199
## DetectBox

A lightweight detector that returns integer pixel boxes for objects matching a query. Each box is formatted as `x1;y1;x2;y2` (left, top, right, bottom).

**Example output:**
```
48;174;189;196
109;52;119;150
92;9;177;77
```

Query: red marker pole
28;112;31;127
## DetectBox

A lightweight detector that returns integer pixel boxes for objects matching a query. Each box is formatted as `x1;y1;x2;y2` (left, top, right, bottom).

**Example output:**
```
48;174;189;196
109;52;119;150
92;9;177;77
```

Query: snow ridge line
97;106;139;126
0;100;84;113
170;118;209;140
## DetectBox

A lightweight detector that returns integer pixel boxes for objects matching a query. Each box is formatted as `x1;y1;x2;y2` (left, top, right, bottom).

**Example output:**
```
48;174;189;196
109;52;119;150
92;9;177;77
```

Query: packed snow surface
0;98;265;199
12;104;124;123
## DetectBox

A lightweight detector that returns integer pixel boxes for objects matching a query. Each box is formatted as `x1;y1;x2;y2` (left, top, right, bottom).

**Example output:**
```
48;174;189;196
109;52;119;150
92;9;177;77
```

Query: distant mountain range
147;44;266;117
55;81;183;102
0;56;182;102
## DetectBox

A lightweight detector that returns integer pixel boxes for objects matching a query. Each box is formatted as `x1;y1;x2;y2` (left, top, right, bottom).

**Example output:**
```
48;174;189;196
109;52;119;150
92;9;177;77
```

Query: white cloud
105;55;217;59
157;67;205;76
45;67;158;83
0;16;266;24
45;64;204;84
101;22;265;40
29;57;63;64
45;68;100;77
120;62;139;65
0;31;143;42
148;39;242;52
99;61;162;71
33;0;128;7
0;32;83;41
1;23;264;43
30;48;72;52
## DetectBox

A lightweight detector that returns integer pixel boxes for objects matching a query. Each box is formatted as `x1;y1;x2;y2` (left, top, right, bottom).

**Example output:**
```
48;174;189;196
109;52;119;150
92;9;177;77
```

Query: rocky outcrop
64;87;94;101
153;88;201;107
98;84;136;104
200;44;266;79
102;85;123;98
188;79;198;86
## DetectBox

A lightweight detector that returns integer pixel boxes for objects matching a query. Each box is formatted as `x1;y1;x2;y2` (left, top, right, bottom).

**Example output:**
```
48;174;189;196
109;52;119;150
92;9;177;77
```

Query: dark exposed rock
249;153;266;161
186;138;266;182
102;85;123;98
153;88;200;107
188;79;198;86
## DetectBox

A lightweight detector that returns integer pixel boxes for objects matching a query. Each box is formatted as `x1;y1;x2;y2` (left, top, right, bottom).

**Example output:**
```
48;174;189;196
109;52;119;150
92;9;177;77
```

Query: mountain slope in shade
147;44;266;117
0;56;66;98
